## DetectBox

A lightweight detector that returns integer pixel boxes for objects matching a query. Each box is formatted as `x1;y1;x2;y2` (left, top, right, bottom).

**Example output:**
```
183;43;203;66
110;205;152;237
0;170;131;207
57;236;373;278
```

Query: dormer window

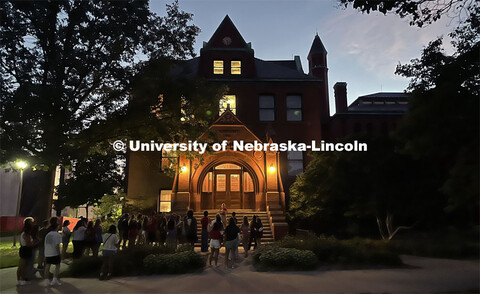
213;60;224;74
231;60;241;75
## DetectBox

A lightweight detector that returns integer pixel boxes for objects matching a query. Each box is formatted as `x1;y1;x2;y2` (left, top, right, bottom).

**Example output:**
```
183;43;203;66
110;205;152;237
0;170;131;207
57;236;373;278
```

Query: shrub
255;247;318;270
67;245;176;277
265;235;402;267
143;251;205;274
68;256;102;277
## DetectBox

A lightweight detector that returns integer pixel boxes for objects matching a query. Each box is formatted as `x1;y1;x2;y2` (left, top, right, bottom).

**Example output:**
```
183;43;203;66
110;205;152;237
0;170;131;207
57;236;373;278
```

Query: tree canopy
339;0;477;27
0;0;200;168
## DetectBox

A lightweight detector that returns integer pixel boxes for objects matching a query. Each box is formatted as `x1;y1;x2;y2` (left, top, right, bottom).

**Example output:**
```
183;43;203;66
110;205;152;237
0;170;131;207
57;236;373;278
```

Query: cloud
320;9;454;78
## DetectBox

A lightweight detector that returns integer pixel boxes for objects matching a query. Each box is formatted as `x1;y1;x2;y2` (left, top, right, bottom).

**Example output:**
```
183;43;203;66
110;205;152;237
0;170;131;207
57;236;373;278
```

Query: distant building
124;15;409;240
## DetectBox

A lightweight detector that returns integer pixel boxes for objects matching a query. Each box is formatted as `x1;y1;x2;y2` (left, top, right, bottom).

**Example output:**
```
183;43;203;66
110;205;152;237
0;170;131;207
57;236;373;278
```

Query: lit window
213;60;224;74
231;61;241;75
259;95;275;121
286;95;302;121
287;151;303;176
158;190;172;212
219;95;236;115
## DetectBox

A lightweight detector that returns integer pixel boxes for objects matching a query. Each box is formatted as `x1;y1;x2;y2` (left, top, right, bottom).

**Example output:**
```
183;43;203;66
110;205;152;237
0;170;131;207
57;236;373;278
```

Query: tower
308;34;330;122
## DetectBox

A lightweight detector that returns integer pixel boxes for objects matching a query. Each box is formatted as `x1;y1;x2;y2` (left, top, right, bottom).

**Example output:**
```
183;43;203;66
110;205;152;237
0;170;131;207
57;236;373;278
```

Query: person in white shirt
100;225;119;280
72;219;86;259
43;217;62;287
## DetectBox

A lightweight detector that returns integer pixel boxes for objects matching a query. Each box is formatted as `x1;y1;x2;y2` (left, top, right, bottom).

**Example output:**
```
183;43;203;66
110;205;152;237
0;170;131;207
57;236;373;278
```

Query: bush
68;256;102;277
66;245;178;277
257;235;402;269
255;247;318;271
143;251;205;274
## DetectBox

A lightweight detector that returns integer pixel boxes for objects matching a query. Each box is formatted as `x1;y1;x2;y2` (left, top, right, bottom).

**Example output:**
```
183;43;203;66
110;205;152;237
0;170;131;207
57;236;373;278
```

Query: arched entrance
200;163;256;210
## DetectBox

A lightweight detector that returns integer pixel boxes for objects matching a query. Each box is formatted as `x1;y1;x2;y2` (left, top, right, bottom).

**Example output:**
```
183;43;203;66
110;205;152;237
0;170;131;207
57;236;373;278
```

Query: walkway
0;254;478;293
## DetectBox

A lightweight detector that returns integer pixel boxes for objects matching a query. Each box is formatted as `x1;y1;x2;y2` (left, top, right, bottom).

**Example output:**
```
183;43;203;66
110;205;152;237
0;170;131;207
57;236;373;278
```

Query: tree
289;136;431;239
54;152;123;219
0;1;200;219
339;0;477;27
394;7;479;227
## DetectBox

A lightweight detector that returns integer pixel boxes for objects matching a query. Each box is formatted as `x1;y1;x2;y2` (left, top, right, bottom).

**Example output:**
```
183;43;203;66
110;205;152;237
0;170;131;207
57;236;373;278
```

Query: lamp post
12;160;27;248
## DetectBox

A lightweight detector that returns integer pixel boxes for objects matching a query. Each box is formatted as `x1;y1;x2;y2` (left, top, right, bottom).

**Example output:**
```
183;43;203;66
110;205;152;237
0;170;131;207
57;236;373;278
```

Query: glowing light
206;110;212;116
181;165;188;173
269;165;276;173
15;161;28;170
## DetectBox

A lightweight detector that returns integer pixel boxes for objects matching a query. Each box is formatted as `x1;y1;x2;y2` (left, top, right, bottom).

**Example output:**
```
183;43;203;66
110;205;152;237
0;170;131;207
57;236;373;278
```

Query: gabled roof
212;107;243;125
205;15;249;49
308;34;327;56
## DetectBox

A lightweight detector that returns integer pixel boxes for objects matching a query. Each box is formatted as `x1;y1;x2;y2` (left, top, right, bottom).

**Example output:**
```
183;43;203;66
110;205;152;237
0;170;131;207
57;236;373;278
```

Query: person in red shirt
200;211;210;252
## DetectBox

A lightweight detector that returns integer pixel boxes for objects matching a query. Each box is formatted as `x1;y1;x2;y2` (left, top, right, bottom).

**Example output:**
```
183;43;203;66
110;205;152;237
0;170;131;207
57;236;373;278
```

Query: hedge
143;251;205;274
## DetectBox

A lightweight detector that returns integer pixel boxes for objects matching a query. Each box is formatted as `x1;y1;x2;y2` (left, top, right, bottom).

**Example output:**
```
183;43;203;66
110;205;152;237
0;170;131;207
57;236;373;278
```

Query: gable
206;15;249;49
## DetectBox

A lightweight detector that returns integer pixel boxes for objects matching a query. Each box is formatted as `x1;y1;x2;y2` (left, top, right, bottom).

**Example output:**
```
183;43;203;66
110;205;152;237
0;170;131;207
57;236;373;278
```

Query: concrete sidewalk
0;255;478;294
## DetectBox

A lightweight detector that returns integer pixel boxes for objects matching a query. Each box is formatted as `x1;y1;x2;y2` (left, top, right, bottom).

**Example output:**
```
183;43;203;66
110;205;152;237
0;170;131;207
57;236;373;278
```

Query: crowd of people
16;203;264;286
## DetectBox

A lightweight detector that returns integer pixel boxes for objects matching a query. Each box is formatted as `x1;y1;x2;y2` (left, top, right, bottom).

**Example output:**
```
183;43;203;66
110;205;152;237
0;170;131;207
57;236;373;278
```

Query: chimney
334;82;347;114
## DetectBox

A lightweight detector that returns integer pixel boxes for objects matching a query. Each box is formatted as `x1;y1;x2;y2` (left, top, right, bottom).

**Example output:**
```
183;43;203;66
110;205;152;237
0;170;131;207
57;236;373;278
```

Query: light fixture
269;164;276;173
181;165;188;173
15;161;28;170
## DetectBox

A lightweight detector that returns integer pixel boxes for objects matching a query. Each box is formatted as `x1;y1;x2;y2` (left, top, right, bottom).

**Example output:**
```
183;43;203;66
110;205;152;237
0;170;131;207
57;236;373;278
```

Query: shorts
102;249;116;257
225;240;237;249
45;255;61;265
210;239;221;249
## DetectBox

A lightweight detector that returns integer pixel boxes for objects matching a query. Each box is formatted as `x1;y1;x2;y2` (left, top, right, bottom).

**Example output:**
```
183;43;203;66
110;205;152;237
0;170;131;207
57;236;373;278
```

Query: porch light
269;164;276;173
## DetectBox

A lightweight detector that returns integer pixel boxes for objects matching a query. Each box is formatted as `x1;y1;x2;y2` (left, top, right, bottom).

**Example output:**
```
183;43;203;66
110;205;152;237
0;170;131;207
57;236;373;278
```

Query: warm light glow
269;165;276;173
213;60;224;74
231;60;241;74
219;95;236;115
16;161;28;170
181;165;188;173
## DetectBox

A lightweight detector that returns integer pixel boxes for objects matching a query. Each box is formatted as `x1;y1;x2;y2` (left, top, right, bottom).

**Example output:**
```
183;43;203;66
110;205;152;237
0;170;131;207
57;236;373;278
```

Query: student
209;221;223;266
241;216;250;257
44;217;62;287
248;215;258;250
27;221;39;280
256;218;264;247
128;215;138;248
17;220;38;286
61;220;71;259
84;221;97;256
184;210;198;248
219;203;227;229
224;217;240;269
37;220;49;270
93;219;103;257
200;211;210;252
100;225;119;280
72;220;86;259
166;216;177;250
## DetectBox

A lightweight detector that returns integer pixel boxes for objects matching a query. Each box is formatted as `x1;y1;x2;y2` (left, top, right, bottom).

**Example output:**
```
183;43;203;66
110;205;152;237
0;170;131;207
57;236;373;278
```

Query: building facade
126;15;408;239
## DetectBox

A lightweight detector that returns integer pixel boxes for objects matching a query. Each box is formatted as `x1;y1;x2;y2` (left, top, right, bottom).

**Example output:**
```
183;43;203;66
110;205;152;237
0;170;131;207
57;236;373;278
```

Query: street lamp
12;160;28;248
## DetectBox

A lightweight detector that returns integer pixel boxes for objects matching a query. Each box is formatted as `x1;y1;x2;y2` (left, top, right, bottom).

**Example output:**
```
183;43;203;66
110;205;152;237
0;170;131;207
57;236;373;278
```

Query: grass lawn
0;239;75;269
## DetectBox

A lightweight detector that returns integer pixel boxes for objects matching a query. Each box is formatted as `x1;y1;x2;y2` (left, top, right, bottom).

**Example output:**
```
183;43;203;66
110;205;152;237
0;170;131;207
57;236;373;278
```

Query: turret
308;34;330;122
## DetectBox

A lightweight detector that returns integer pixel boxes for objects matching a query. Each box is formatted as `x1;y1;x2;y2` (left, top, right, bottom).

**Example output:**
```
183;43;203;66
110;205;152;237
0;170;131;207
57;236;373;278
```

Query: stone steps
191;211;275;246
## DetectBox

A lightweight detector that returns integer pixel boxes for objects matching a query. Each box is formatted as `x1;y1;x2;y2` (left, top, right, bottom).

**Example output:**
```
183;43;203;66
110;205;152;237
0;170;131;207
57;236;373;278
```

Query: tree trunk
85;204;89;219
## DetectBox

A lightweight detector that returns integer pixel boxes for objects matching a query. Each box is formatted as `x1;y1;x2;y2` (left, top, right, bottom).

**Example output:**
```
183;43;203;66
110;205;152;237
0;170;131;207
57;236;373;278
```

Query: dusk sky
151;0;454;114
